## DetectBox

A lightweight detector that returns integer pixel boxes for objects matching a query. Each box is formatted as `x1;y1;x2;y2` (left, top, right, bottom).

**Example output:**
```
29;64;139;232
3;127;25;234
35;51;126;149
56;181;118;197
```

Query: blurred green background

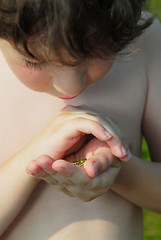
143;2;161;239
143;138;161;240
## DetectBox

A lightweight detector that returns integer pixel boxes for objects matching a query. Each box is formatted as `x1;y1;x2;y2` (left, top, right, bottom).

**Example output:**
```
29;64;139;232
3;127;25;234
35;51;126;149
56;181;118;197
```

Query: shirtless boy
0;1;161;240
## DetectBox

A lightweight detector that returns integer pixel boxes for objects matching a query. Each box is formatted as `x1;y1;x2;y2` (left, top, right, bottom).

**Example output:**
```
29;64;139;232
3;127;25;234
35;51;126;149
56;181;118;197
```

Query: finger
35;155;57;174
43;175;59;185
52;159;91;186
61;105;132;161
35;155;74;186
60;117;112;142
84;150;121;178
106;137;132;162
37;173;74;195
64;134;90;157
50;117;112;159
61;105;106;118
26;160;48;177
53;173;73;186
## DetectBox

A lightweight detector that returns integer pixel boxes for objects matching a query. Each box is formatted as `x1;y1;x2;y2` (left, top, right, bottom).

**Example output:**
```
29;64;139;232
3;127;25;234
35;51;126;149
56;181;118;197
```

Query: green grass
144;208;161;240
142;139;161;240
147;0;161;19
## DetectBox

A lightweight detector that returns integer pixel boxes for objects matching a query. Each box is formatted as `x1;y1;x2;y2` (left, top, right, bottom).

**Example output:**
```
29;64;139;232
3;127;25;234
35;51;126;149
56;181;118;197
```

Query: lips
58;95;78;100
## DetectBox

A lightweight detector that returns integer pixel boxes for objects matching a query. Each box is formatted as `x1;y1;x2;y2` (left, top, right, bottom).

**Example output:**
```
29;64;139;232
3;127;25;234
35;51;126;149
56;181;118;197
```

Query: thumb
84;152;121;178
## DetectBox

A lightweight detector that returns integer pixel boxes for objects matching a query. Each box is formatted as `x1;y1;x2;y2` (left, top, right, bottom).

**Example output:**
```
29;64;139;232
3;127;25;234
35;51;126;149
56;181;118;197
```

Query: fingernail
92;160;102;176
121;146;127;156
92;161;98;175
104;130;112;139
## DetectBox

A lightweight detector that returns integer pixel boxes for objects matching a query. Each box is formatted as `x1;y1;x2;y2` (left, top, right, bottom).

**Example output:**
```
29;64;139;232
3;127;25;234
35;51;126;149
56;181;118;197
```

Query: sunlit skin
0;40;132;180
1;41;115;98
1;17;161;240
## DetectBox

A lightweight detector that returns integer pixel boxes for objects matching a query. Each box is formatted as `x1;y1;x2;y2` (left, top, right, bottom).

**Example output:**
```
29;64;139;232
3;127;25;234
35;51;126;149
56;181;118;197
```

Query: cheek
87;60;114;83
11;63;50;91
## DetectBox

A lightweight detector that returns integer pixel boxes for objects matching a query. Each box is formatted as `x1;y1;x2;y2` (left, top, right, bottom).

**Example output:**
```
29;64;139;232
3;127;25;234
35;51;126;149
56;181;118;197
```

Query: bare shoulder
138;15;161;64
140;15;161;162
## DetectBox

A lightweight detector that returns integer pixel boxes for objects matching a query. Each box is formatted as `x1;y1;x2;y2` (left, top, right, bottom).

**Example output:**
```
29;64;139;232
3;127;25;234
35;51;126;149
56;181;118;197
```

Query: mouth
58;95;78;100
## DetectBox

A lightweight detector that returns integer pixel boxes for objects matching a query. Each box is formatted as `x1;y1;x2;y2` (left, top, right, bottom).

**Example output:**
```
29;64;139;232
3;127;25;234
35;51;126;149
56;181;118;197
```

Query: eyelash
22;59;47;71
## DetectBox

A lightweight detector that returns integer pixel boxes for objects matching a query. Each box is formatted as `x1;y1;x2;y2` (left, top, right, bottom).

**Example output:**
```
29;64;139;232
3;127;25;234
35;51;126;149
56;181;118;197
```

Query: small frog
72;158;87;167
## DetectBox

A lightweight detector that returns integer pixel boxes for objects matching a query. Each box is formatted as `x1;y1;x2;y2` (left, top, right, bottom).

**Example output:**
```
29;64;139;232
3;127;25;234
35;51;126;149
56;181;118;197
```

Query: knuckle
70;116;85;125
27;160;37;171
36;154;51;164
86;115;102;125
61;105;77;112
85;112;102;122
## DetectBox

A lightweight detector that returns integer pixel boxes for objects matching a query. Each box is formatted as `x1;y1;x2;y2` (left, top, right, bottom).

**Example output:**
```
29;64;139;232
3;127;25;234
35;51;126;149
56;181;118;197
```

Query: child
0;0;161;239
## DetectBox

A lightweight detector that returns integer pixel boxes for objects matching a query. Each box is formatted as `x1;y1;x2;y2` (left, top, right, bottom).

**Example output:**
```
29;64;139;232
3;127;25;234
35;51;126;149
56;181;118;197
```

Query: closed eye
21;58;47;71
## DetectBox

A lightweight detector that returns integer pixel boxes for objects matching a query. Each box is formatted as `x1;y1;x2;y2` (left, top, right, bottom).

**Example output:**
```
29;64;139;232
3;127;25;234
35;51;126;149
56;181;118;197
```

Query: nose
51;67;87;97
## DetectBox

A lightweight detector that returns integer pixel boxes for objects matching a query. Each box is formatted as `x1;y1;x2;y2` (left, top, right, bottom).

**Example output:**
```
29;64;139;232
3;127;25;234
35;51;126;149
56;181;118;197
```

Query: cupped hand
26;137;122;201
26;105;131;201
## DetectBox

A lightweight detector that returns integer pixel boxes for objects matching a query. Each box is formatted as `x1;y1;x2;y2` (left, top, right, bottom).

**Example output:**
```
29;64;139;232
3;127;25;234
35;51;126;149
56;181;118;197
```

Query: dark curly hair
0;0;153;66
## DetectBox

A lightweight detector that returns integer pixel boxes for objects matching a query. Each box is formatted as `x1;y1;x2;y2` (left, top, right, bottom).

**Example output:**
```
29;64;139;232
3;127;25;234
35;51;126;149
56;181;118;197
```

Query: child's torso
0;43;146;240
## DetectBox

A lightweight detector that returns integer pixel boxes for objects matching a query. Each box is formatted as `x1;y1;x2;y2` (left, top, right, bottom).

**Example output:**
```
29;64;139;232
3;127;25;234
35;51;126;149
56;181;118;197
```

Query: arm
111;18;161;213
0;147;39;236
112;156;161;213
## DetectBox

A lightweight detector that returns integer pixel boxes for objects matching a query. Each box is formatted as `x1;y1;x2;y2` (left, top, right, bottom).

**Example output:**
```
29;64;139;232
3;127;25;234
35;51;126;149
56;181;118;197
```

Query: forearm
111;155;161;213
0;148;39;236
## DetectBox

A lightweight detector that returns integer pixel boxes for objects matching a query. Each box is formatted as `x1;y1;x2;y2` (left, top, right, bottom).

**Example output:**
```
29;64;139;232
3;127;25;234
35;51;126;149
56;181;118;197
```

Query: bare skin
0;18;161;240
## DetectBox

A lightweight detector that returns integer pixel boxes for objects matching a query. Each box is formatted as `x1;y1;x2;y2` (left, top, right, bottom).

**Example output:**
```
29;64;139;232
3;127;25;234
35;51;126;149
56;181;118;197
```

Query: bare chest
0;55;146;164
0;54;146;240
